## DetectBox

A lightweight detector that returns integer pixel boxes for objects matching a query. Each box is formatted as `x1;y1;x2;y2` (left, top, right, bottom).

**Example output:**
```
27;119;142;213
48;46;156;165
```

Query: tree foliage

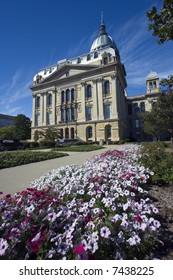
13;114;31;140
147;0;173;44
38;127;60;142
142;110;164;140
0;126;16;140
142;76;173;147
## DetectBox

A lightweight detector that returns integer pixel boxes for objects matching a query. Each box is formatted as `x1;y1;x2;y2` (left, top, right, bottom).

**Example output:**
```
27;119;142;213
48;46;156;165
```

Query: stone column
81;82;86;121
97;78;104;120
43;93;47;126
52;91;56;124
111;75;118;119
92;79;98;121
32;95;36;127
40;93;44;126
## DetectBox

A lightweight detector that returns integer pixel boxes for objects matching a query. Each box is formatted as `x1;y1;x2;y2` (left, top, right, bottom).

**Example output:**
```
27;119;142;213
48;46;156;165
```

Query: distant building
0;114;15;128
30;18;161;143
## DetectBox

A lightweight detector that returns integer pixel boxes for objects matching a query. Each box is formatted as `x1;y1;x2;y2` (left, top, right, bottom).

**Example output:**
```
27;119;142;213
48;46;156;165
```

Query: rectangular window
128;104;132;115
47;112;52;125
135;119;140;128
133;103;140;114
35;114;40;126
71;108;75;121
66;108;71;121
61;110;64;122
103;57;108;65
104;104;110;119
86;107;92;121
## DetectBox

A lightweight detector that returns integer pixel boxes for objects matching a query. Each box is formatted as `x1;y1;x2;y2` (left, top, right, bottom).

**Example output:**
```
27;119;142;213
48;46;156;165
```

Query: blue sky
0;0;172;119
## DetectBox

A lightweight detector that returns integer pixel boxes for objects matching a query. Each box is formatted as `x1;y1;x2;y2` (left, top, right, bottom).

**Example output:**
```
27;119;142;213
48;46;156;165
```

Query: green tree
38;127;60;142
147;0;173;44
142;75;173;148
141;110;164;140
14;114;31;140
0;126;16;139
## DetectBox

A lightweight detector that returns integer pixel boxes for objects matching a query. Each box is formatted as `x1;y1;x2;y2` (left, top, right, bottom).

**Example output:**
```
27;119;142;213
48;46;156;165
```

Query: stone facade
30;20;161;143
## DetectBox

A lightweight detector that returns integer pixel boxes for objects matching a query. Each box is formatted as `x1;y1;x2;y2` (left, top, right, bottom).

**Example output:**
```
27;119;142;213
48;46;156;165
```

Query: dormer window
77;57;81;64
94;52;98;58
103;57;108;65
87;54;91;61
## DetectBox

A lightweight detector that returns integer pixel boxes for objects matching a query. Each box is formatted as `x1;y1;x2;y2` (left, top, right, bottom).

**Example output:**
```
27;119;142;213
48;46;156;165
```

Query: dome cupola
90;17;117;52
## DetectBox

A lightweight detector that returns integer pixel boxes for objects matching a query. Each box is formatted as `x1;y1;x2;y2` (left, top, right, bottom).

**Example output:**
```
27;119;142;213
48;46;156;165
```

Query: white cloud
0;70;33;116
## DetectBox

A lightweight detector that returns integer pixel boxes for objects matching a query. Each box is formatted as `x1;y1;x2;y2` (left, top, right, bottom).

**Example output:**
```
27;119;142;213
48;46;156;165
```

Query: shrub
0;147;161;259
53;145;103;152
140;142;173;185
0;151;68;169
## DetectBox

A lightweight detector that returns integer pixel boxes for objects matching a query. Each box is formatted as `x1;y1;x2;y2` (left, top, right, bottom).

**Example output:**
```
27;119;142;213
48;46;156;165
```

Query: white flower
87;239;98;253
0;238;8;256
100;226;111;238
25;204;35;214
153;220;161;228
127;234;141;246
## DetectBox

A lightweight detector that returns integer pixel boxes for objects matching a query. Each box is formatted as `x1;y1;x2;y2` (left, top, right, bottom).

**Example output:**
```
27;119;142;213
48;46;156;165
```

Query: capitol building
30;19;160;143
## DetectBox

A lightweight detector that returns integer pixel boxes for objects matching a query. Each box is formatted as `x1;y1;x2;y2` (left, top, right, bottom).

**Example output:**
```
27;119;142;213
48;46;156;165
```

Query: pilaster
111;75;118;119
32;95;36;127
97;78;104;120
92;79;98;121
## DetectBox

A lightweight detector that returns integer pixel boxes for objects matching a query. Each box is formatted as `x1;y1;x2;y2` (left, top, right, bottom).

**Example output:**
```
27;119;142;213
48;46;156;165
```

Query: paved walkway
0;144;133;196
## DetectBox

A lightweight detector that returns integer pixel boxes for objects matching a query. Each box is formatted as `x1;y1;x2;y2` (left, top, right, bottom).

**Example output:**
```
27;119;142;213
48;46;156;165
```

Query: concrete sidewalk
0;144;133;196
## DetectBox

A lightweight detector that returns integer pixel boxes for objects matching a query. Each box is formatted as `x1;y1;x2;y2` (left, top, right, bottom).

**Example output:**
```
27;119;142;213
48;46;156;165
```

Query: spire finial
99;12;107;36
101;11;104;24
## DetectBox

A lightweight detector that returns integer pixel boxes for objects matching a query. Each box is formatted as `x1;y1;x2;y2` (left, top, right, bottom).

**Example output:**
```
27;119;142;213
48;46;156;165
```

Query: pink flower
73;245;84;254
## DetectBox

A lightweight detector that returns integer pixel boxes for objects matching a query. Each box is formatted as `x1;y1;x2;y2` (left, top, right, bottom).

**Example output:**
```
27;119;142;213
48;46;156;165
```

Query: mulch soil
148;185;173;259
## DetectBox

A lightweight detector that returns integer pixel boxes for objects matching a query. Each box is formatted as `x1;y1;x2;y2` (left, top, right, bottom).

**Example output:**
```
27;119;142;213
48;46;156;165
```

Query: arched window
65;128;69;139
61;91;65;103
71;128;75;139
105;125;111;141
86;84;92;99
140;102;145;112
66;89;70;102
47;94;52;106
36;96;40;108
86;126;92;139
104;80;110;95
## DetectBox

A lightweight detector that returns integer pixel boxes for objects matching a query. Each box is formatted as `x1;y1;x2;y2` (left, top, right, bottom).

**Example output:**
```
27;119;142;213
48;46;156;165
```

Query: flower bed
0;147;160;259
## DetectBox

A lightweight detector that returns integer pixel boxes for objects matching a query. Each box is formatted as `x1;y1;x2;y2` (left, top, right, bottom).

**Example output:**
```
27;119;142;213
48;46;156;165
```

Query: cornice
30;62;118;91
